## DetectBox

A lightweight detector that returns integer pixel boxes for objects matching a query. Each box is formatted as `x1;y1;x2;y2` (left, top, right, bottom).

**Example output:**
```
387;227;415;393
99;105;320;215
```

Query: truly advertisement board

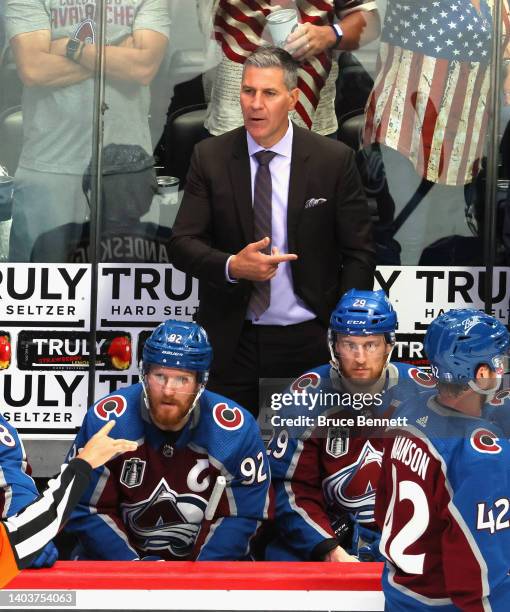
374;267;510;366
0;263;198;432
0;264;507;434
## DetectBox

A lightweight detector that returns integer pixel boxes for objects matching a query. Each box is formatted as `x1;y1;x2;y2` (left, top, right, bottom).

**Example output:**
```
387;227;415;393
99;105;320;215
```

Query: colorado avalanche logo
122;478;207;558
409;368;436;388
489;389;510;406
323;441;383;523
470;428;502;454
291;371;321;392
212;403;244;431
94;395;127;421
73;18;96;44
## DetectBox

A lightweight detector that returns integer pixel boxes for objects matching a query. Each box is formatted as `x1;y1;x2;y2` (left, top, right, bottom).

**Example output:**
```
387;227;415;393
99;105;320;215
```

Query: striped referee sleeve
2;458;92;569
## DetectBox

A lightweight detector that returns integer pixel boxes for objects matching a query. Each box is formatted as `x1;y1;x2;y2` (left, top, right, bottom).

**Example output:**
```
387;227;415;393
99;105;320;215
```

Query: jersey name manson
390;435;430;480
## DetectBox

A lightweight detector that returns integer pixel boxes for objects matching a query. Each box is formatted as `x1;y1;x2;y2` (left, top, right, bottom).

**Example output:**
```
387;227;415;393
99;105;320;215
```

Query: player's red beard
147;389;198;431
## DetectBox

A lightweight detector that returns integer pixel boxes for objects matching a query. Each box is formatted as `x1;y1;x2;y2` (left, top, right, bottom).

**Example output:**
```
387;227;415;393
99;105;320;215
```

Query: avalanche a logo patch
323;441;383;523
122;478;207;558
94;395;127;421
470;428;502;454
212;403;244;431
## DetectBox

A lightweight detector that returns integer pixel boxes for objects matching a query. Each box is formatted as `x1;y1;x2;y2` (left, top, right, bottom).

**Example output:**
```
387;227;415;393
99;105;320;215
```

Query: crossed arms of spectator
10;28;167;88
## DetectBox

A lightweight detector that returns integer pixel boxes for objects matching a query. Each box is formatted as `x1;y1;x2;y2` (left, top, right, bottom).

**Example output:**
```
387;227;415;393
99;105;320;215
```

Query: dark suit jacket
169;124;375;375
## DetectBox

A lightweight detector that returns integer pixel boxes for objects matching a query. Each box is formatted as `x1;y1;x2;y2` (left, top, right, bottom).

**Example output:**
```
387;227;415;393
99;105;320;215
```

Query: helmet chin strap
189;381;206;415
139;366;151;414
468;376;502;403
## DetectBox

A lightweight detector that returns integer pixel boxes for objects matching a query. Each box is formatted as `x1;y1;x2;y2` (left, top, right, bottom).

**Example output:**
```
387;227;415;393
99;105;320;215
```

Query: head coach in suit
169;46;375;417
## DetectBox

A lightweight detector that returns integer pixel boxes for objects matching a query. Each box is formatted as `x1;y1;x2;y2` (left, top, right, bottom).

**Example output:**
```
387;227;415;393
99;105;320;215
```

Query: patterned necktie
249;149;277;320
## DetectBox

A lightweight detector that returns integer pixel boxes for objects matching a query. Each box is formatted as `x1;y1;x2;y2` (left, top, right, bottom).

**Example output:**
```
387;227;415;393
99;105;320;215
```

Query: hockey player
377;309;510;611
266;289;432;561
65;320;270;561
1;420;137;586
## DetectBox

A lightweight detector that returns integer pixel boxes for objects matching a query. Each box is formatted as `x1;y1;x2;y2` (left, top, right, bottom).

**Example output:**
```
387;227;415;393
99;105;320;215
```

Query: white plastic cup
266;9;299;48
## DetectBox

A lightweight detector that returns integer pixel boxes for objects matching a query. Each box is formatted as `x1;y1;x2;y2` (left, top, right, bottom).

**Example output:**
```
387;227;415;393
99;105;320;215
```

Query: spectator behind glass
363;0;510;265
30;143;172;263
4;0;170;262
203;0;381;138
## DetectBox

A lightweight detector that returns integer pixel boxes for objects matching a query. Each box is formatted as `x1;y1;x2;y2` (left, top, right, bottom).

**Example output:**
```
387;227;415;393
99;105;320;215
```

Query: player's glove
329;511;353;547
350;520;384;562
29;541;59;568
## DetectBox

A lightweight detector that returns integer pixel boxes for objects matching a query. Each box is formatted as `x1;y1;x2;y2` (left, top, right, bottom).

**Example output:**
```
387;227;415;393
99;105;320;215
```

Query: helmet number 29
353;299;367;307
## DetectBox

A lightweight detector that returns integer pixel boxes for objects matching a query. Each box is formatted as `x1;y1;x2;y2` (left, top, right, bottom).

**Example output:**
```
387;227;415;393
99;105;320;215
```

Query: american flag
213;0;335;128
363;0;510;185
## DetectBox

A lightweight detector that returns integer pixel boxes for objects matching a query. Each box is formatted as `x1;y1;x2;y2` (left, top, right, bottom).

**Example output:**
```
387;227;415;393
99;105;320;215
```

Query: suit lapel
287;125;311;253
229;128;254;244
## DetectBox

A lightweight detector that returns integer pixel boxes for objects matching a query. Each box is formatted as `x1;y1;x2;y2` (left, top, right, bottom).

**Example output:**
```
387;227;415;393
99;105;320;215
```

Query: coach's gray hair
243;46;299;90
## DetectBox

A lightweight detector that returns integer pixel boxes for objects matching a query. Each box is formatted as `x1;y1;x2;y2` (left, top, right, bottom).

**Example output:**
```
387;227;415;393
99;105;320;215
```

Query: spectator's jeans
9;168;88;262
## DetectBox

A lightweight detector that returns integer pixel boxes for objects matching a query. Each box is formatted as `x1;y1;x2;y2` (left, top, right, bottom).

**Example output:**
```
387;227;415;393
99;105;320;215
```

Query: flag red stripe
297;76;320;108
376;47;404;144
214;17;260;54
417;57;449;178
440;61;474;184
363;52;385;146
295;100;313;128
301;61;328;91
215;7;264;38
397;51;425;157
456;64;488;184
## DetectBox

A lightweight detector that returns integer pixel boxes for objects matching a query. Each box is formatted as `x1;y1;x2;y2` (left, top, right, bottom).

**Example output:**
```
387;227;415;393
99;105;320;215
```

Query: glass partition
0;0;508;459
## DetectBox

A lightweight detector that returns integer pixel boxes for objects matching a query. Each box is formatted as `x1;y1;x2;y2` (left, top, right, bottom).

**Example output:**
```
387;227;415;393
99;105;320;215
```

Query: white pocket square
304;198;327;209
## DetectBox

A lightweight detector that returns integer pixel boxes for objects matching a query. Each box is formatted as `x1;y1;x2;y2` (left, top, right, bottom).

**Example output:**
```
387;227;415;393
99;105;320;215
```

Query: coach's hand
229;237;297;281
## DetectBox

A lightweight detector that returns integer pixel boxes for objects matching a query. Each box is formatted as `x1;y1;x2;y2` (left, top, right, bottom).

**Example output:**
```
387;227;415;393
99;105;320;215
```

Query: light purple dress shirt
226;121;316;326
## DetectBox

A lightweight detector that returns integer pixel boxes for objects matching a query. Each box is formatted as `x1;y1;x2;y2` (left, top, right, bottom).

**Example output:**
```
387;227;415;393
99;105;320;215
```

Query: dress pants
207;318;329;418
